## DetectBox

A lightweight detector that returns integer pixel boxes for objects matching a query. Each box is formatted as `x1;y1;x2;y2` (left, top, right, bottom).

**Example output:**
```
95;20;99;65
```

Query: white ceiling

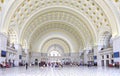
1;0;120;53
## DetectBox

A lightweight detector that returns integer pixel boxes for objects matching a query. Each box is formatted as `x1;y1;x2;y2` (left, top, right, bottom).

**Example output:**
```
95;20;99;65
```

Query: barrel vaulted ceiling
1;0;120;52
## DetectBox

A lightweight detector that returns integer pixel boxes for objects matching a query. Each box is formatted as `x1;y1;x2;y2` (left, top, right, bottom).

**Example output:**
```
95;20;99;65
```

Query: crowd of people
0;61;15;68
38;61;63;68
31;61;81;68
0;60;98;70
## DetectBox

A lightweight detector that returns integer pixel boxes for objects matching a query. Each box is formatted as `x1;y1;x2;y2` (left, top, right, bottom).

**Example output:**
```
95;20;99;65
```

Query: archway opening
49;51;61;57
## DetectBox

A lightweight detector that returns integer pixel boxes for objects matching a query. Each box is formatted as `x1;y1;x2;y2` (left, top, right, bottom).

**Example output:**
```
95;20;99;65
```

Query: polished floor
0;66;120;76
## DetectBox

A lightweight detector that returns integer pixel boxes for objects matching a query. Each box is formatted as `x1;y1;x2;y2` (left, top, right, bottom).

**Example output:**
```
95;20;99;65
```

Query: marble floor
0;66;120;76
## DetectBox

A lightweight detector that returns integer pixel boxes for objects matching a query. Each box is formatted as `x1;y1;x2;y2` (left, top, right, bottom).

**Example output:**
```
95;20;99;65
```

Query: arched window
99;31;112;49
50;51;61;56
47;44;63;56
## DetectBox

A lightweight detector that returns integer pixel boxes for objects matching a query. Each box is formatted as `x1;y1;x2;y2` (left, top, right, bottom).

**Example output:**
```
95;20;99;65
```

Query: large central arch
1;0;119;54
19;7;97;53
41;38;70;54
1;0;119;37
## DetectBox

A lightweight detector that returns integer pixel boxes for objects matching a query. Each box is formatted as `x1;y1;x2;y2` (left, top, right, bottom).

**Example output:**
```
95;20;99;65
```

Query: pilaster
0;33;7;63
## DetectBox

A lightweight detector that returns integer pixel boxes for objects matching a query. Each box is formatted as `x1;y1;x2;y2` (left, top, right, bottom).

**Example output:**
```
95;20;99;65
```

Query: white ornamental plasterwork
21;11;94;45
10;0;109;30
41;38;70;53
111;0;120;15
28;23;85;48
23;12;89;39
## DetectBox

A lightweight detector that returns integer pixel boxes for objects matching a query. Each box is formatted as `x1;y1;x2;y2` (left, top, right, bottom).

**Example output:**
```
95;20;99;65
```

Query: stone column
83;50;88;64
97;53;101;67
0;33;7;51
94;45;102;67
0;33;7;63
24;48;30;63
113;36;120;62
79;51;84;64
14;44;22;66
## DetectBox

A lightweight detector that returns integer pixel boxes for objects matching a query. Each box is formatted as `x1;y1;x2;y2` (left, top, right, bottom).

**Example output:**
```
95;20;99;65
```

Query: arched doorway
47;44;62;63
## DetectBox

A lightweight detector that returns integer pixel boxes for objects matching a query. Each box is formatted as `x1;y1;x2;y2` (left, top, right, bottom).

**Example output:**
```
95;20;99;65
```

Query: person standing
25;63;28;70
3;62;6;68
